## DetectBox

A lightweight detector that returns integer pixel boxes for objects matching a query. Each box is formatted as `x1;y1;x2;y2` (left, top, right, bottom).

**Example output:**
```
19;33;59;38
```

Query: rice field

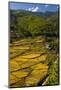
9;37;59;87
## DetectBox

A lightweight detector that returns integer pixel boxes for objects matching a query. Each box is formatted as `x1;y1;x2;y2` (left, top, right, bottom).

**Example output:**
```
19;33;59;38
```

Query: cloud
26;6;39;12
28;7;34;11
32;6;39;12
45;5;49;8
57;6;59;9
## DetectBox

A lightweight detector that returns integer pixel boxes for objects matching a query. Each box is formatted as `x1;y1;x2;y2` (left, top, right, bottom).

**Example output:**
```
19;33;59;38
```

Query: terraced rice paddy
9;37;51;87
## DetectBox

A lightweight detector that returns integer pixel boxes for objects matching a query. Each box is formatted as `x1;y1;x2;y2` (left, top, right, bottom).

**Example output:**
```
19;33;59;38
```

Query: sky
9;2;59;12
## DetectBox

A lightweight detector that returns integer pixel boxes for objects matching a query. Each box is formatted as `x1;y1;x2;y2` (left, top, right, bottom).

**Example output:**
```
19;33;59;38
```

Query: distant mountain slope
10;9;58;18
10;9;59;42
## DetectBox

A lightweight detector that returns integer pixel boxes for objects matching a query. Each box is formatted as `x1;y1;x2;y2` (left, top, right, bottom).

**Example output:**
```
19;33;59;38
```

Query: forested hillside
10;10;59;42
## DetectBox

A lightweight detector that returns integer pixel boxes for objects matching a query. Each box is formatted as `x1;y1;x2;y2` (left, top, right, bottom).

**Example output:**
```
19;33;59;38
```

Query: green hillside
10;10;59;42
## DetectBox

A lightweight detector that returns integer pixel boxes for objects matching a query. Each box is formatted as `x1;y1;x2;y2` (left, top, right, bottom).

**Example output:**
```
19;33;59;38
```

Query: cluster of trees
10;10;59;42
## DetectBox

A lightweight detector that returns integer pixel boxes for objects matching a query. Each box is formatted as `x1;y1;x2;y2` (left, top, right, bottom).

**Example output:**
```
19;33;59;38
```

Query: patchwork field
9;37;59;87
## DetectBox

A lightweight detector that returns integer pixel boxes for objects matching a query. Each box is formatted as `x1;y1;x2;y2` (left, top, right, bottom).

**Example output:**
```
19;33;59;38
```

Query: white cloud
57;6;59;9
26;7;34;11
45;5;49;8
32;6;39;12
28;8;31;11
26;6;39;12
